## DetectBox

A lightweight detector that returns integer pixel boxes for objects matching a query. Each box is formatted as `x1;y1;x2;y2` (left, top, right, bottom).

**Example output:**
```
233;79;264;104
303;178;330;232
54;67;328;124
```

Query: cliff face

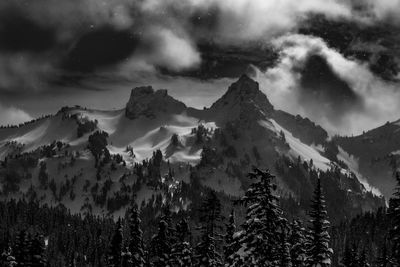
125;86;187;119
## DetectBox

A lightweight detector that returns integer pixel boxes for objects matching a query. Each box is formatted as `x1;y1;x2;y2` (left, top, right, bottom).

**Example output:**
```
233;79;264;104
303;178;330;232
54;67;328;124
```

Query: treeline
1;168;335;266
0;114;53;129
2;169;400;266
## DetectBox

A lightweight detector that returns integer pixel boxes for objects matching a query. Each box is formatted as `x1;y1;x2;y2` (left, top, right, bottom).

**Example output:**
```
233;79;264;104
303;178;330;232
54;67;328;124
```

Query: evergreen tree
160;204;175;241
279;225;292;267
13;230;27;267
68;251;76;267
389;172;400;265
14;230;26;267
121;247;132;267
171;219;193;266
306;177;332;267
376;240;390;267
195;191;224;267
128;206;145;266
224;210;237;266
289;220;307;267
1;246;17;267
341;242;357;267
358;249;370;267
150;220;171;267
25;233;47;267
233;168;285;265
108;218;123;267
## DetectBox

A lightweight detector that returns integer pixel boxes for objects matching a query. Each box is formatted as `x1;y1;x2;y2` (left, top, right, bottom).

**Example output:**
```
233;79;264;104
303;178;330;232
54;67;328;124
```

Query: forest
0;168;399;267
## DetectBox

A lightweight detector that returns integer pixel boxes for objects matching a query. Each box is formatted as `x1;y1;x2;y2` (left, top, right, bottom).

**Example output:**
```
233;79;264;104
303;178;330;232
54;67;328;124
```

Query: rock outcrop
125;86;187;119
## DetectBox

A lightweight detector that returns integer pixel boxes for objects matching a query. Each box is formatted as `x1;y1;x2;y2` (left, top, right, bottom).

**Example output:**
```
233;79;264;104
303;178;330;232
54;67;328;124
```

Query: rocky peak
209;75;274;122
125;86;186;119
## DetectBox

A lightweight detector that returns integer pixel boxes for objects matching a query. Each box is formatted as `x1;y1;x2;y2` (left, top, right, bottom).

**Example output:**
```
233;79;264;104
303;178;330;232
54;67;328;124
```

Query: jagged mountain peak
125;85;187;119
209;74;274;122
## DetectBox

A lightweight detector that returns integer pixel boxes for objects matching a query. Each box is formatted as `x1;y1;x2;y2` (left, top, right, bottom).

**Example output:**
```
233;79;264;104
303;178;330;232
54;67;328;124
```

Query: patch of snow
391;150;400;156
338;146;382;196
266;119;331;171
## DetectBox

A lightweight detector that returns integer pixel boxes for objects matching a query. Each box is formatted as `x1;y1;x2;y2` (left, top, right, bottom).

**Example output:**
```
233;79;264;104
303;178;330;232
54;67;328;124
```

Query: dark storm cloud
63;27;139;72
298;54;363;120
0;10;57;53
0;0;400;134
0;0;388;95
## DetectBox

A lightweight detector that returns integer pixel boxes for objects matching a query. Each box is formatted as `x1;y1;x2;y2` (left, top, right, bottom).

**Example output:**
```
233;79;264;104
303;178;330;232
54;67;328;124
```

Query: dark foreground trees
0;168;337;266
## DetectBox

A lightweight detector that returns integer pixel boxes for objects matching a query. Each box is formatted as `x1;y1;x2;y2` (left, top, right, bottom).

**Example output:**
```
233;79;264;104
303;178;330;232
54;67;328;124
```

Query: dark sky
0;0;399;135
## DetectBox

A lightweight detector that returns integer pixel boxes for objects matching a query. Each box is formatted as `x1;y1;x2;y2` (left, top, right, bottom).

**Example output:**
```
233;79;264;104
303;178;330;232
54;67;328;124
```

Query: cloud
363;0;400;23
0;103;32;127
0;54;56;92
256;34;400;135
144;27;201;71
62;26;139;73
0;0;397;92
0;0;399;136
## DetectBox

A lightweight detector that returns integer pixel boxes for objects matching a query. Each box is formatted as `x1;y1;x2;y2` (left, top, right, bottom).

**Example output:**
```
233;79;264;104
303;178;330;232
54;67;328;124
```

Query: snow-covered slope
335;120;400;198
0;75;385;219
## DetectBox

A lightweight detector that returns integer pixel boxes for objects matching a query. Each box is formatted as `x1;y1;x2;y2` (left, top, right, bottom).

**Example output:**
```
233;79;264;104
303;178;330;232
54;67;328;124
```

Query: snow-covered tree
224;210;237;266
341;242;357;267
121;247;132;267
171;218;193;266
27;233;47;267
195;191;224;267
279;224;292;267
376;240;390;267
306;177;333;267
1;246;17;267
128;205;145;266
289;220;307;267
150;220;171;267
233;168;285;265
14;230;27;266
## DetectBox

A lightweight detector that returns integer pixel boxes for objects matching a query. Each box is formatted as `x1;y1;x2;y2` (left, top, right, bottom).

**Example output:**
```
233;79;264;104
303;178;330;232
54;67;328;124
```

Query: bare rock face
125;86;187;119
209;74;274;123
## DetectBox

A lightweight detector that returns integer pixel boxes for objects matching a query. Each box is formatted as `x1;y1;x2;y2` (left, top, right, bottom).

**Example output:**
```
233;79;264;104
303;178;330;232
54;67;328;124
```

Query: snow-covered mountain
0;75;385;221
335;120;400;198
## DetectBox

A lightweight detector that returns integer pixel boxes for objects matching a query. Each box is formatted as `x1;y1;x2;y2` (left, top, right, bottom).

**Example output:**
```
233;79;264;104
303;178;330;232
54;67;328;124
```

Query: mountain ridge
0;75;387;223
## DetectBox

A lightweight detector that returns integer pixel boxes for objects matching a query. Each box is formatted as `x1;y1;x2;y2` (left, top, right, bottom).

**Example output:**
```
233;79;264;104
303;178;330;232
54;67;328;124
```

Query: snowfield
261;119;331;171
259;119;381;197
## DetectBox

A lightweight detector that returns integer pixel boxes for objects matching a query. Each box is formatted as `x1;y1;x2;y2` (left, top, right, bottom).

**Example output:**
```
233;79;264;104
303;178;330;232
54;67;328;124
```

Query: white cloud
256;34;400;135
150;28;201;71
0;104;32;127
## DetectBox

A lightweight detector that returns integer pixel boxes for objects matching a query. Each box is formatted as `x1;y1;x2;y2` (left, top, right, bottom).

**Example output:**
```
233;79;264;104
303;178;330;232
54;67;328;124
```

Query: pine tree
108;218;123;267
171;219;193;266
233;168;285;265
279;224;292;267
376;240;390;267
27;233;47;267
1;246;17;267
128;205;145;266
13;230;27;267
121;247;132;267
341;242;357;267
389;172;400;265
68;251;76;267
306;177;333;267
195;191;224;267
289;220;307;267
224;210;237;266
150;220;171;267
357;249;370;267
